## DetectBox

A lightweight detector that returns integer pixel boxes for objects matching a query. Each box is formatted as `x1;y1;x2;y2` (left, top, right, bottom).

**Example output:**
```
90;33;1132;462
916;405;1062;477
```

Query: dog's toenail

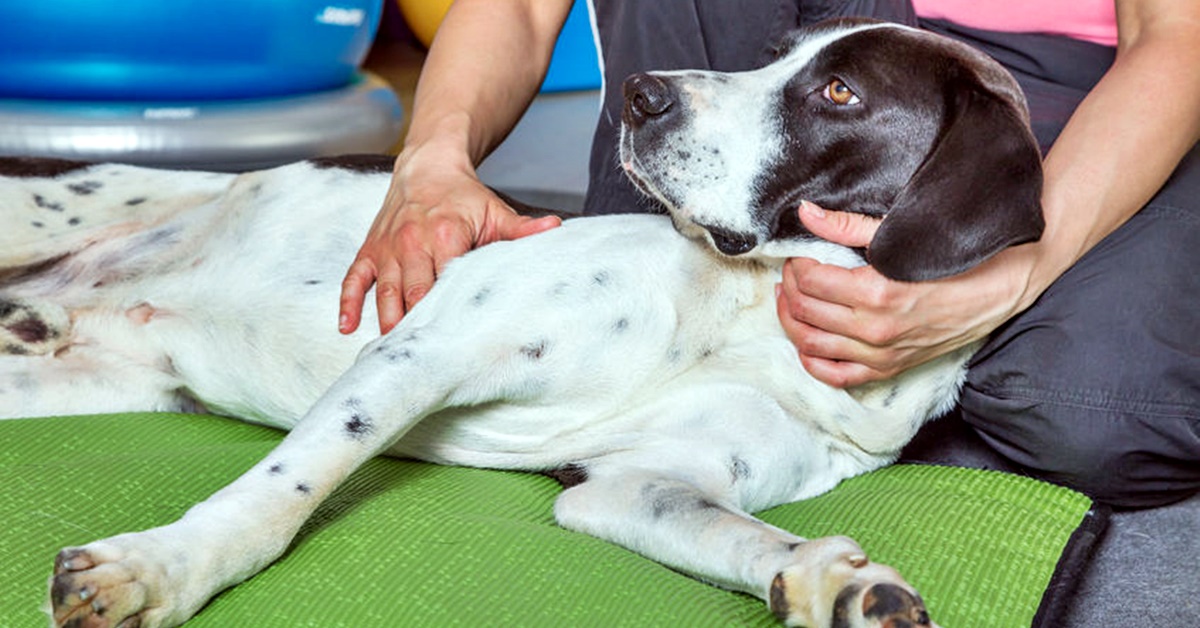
848;553;868;567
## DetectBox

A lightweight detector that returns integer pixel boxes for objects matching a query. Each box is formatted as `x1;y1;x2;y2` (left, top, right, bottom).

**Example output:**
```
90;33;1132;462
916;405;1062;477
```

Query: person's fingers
505;214;563;239
778;259;865;338
799;353;885;388
339;258;376;334
797;201;881;248
783;256;872;308
376;256;410;335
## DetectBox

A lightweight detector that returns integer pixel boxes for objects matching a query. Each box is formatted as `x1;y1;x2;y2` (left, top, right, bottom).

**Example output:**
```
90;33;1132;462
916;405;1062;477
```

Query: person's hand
776;201;1041;387
339;151;560;336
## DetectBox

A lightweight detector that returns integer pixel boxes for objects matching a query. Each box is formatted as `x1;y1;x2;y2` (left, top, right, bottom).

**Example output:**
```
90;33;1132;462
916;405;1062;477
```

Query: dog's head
619;18;1044;280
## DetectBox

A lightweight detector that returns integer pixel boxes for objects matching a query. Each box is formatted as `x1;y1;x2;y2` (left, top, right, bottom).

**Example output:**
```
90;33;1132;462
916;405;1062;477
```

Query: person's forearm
1025;5;1200;305
402;0;573;168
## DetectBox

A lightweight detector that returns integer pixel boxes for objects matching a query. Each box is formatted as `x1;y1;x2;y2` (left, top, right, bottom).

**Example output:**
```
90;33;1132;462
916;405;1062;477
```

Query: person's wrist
394;135;477;189
1009;239;1069;314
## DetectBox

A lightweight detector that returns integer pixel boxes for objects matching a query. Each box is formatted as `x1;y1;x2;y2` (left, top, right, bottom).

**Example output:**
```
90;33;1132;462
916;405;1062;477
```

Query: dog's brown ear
867;84;1044;281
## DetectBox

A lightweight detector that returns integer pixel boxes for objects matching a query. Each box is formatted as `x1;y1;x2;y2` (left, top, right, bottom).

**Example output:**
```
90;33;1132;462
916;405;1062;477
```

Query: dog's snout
622;73;675;128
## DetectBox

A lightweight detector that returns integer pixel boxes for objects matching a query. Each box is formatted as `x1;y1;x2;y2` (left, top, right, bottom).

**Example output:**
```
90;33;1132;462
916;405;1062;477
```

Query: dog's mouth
621;130;763;258
618;129;658;199
696;223;758;256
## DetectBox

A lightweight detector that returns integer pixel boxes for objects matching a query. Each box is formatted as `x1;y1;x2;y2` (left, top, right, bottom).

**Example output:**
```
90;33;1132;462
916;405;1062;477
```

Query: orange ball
396;0;452;48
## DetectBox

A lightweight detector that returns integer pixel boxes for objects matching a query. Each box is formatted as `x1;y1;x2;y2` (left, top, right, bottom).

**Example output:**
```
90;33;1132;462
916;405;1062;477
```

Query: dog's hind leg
0;349;191;419
553;468;936;628
0;160;232;271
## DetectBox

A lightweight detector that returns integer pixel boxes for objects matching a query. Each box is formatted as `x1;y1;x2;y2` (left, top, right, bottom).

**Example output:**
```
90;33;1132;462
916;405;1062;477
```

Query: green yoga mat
1;413;1104;627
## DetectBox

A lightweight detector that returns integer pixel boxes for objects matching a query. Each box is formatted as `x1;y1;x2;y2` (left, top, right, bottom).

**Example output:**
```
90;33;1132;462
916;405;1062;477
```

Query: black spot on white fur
67;180;103;195
644;482;723;519
295;482;312;495
882;386;900;408
612;318;630;333
549;281;571;298
471;286;492;306
344;413;372;439
729;456;751;483
374;343;412;363
520;339;550;360
341;398;374;440
268;463;285;475
125;197;147;206
33;194;64;212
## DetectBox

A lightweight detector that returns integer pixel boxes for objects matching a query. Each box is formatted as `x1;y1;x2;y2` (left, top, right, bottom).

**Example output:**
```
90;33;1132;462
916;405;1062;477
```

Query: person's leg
961;149;1200;508
911;25;1200;508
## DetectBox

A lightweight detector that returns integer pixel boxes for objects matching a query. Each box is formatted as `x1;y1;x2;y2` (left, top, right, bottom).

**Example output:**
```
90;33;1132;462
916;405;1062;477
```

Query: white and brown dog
1;19;1043;628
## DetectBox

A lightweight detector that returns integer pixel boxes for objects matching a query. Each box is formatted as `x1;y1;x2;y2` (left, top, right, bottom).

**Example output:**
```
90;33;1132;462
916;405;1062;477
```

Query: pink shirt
912;0;1119;47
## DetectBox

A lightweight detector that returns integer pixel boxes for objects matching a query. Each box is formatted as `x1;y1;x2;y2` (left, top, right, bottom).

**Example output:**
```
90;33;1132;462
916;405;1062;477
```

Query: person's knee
960;388;1200;509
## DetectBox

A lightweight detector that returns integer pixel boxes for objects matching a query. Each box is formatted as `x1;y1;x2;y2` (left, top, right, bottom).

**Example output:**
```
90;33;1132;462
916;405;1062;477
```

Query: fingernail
800;200;825;219
774;283;782;299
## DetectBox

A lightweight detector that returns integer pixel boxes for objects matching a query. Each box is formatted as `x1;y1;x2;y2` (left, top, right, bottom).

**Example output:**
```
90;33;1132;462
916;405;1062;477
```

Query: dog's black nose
623;73;675;128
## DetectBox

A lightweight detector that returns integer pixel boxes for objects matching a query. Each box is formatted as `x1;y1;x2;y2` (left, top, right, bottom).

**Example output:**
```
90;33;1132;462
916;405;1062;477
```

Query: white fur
11;22;968;628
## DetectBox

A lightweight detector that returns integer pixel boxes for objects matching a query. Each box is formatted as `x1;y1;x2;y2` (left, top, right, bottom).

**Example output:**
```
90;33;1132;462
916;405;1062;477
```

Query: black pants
581;0;1200;508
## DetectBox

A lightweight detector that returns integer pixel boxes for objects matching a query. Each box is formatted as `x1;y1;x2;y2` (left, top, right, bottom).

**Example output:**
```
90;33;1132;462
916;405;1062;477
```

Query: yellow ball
397;0;452;48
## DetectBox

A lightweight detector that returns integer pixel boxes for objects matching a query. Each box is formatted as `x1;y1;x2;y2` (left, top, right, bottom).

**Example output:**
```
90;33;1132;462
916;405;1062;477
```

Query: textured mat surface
1;413;1102;627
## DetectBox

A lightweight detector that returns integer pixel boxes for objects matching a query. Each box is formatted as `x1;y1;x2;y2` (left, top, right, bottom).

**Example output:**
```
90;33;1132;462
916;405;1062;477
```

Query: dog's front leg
46;332;452;628
554;468;936;628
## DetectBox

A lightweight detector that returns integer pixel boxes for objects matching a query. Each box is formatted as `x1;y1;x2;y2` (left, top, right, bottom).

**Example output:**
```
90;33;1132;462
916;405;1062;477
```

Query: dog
0;18;1043;628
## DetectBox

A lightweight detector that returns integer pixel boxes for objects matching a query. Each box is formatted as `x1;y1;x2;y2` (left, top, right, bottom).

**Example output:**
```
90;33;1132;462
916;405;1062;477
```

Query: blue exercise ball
0;0;384;101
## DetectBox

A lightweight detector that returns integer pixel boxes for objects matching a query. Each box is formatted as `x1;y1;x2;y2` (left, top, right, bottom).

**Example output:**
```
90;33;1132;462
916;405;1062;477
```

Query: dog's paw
768;536;937;628
48;531;198;628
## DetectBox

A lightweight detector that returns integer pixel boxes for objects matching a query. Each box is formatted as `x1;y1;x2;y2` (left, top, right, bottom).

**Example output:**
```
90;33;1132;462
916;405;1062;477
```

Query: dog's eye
822;79;860;106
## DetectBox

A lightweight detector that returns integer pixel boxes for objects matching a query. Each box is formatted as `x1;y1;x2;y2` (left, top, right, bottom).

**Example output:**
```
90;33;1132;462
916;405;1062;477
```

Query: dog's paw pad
49;545;150;628
860;583;931;627
768;537;937;628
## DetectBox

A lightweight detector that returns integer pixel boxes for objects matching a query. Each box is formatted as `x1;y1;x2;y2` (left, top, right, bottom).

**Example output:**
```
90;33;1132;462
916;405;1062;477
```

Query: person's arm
339;0;572;335
777;0;1200;387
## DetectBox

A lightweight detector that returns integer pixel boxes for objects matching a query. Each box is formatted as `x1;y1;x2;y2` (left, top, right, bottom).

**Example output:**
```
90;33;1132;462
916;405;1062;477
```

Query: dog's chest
383;215;814;465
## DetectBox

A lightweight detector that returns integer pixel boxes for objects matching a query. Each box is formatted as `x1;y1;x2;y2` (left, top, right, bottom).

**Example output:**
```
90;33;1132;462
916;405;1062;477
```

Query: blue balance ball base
0;1;402;169
0;73;403;172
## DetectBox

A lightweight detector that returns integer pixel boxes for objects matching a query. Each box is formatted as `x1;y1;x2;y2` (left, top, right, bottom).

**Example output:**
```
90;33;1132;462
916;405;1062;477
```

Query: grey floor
476;90;598;211
479;88;1200;627
1066;493;1199;625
